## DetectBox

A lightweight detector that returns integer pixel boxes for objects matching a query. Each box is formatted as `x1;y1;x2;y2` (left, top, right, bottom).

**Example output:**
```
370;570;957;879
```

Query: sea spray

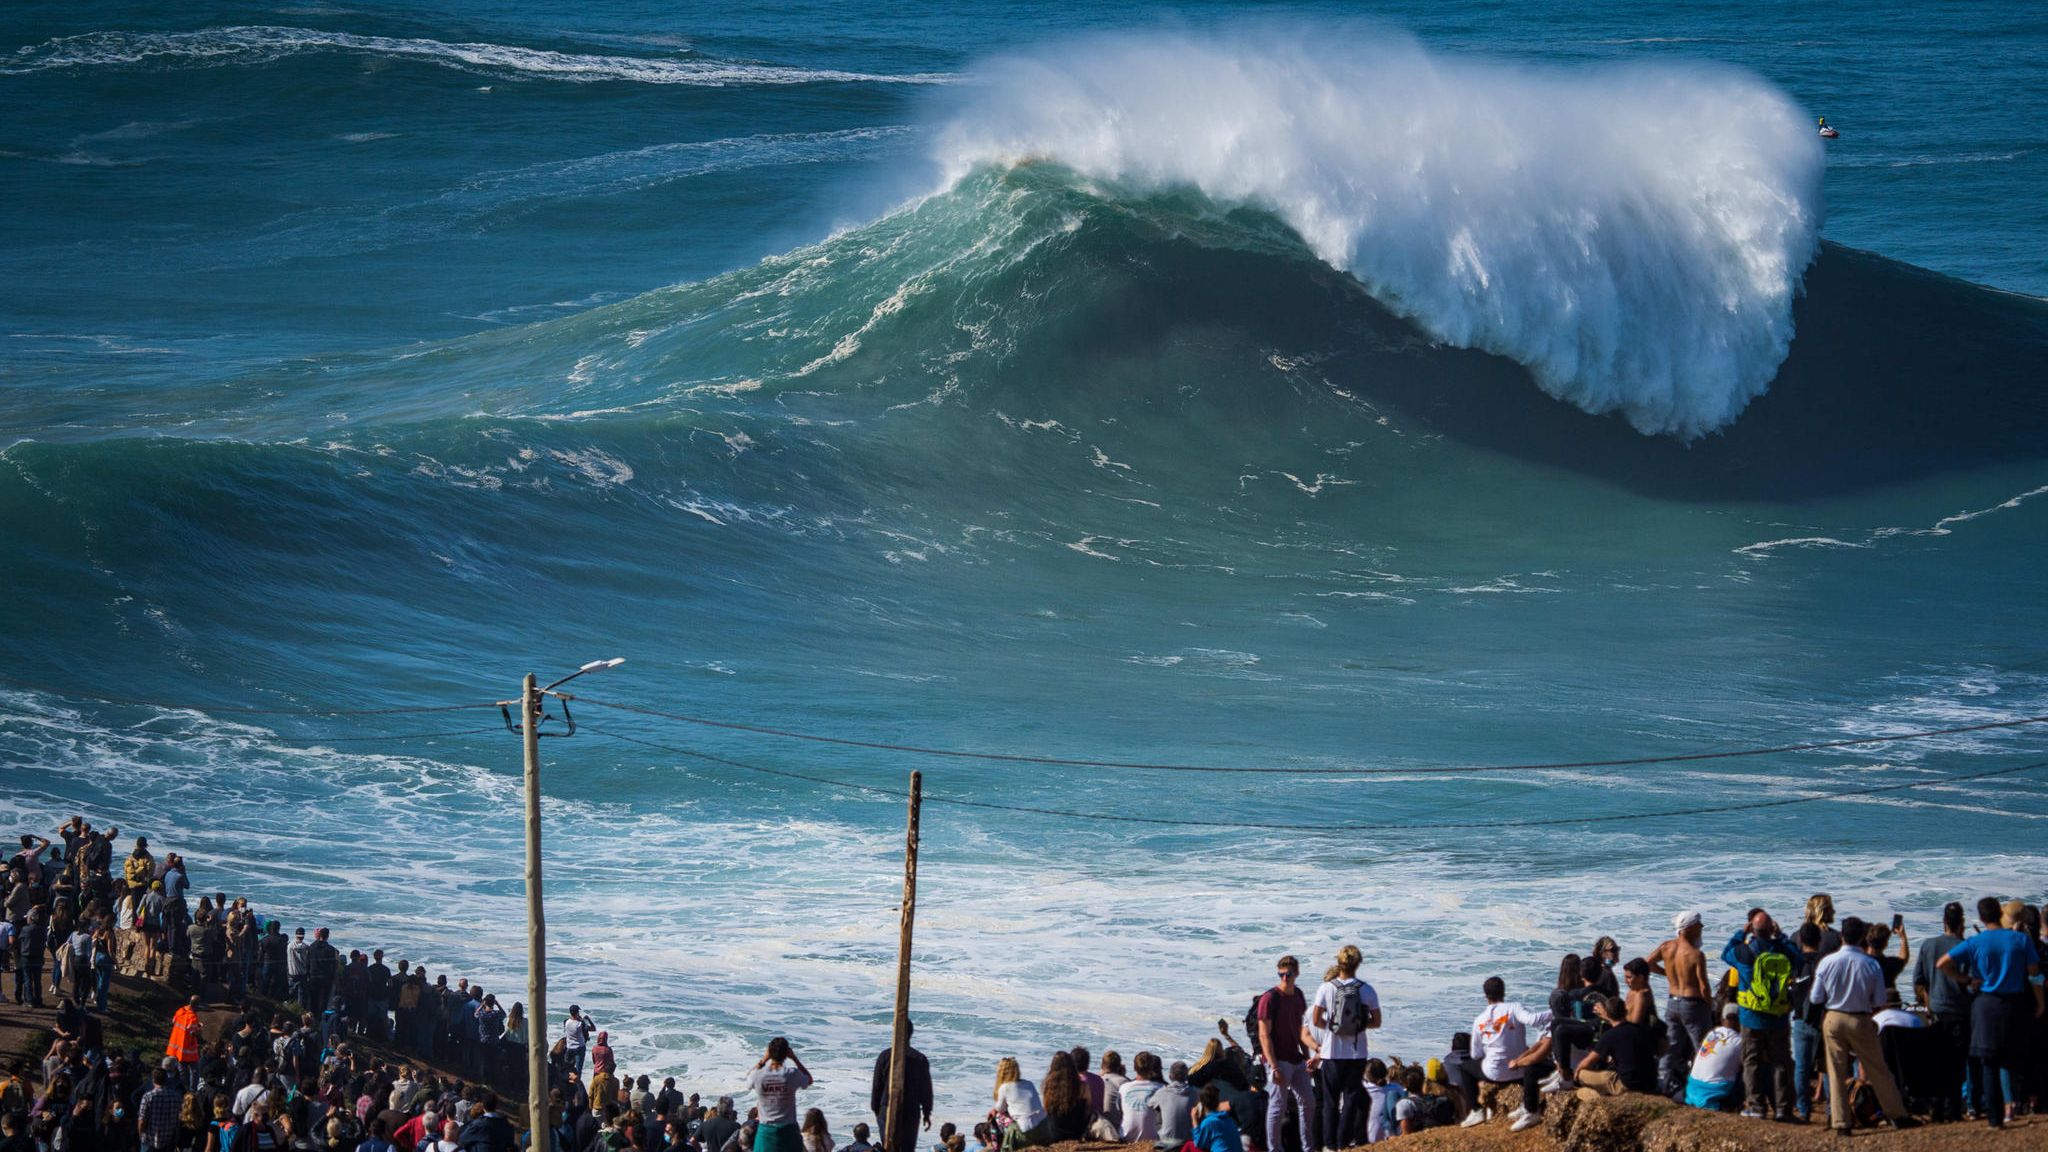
928;27;1826;437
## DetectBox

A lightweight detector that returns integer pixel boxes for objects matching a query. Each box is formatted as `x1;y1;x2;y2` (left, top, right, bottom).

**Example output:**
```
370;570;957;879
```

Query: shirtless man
1648;911;1714;1097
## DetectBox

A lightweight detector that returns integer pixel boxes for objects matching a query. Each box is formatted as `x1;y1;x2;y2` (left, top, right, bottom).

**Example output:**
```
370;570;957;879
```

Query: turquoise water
4;0;2047;1124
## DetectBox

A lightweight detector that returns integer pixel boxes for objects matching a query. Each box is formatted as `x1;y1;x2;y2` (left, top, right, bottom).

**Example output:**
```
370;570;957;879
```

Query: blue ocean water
4;0;2047;1124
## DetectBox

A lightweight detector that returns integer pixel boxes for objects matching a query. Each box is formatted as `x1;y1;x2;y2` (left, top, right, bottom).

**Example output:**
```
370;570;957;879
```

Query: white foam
7;685;2047;1128
4;27;956;87
929;27;1825;437
1734;480;2048;556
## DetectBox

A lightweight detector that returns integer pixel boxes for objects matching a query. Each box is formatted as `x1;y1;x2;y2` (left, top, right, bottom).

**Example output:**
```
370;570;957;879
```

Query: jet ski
1819;125;1840;139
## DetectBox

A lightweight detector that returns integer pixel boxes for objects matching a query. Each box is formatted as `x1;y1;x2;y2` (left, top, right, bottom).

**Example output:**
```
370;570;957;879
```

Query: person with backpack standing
1254;956;1313;1152
1720;908;1800;1121
1937;896;2045;1129
1308;946;1379;1152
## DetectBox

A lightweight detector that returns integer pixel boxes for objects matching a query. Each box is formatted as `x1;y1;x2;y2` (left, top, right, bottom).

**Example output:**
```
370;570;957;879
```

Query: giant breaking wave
926;29;1826;438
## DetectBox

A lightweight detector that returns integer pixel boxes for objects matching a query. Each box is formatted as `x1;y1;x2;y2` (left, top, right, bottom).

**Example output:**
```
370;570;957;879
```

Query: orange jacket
167;1005;202;1063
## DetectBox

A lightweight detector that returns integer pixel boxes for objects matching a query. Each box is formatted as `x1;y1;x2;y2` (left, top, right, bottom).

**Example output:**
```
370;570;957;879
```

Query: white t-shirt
1117;1080;1158;1142
1363;1083;1398;1144
1312;977;1381;1060
747;1065;813;1126
234;1082;269;1119
562;1016;592;1050
1391;1098;1420;1131
1688;1026;1742;1085
1469;1002;1551;1082
996;1080;1046;1132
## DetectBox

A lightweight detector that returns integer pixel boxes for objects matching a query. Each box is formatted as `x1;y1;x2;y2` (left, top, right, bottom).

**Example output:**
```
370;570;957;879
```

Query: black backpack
1413;1095;1454;1130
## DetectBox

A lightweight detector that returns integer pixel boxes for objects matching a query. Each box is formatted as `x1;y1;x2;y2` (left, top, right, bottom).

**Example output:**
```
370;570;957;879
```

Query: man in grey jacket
1150;1063;1198;1149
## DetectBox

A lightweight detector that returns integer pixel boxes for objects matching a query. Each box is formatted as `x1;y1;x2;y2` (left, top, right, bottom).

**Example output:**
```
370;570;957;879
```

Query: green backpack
1737;950;1793;1015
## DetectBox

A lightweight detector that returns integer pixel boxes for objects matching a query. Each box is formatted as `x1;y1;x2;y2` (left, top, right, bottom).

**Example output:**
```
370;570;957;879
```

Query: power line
586;724;2048;833
575;696;2048;777
0;674;499;717
287;726;507;743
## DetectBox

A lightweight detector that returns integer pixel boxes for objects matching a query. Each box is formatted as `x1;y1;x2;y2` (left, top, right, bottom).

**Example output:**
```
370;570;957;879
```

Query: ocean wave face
930;29;1826;437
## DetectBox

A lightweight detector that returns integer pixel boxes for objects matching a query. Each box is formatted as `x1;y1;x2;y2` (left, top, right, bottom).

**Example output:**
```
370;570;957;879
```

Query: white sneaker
1510;1113;1542;1133
1460;1108;1489;1128
1538;1071;1567;1093
1739;1109;1764;1120
1508;1106;1527;1122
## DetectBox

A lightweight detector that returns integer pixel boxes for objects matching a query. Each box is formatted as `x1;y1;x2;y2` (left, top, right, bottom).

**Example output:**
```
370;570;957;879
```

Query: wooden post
885;771;922;1152
523;673;549;1134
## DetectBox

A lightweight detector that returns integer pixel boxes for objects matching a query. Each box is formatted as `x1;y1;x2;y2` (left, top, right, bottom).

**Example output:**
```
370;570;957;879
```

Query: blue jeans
1790;1018;1821;1119
94;962;112;1010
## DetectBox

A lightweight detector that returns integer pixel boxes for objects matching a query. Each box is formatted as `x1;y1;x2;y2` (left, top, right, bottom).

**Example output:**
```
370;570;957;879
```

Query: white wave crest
931;28;1826;437
2;26;955;87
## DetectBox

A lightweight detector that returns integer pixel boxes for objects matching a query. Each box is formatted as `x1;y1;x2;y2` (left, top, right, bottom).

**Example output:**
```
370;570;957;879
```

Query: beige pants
1821;1010;1906;1129
1573;1069;1625;1102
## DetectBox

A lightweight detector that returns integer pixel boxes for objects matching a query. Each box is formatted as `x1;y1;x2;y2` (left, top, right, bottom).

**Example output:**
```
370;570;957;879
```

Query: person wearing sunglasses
1255;955;1315;1152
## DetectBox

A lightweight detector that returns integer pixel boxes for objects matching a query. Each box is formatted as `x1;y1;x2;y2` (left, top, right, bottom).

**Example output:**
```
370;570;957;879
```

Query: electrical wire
0;673;499;716
585;724;2048;834
575;696;2048;777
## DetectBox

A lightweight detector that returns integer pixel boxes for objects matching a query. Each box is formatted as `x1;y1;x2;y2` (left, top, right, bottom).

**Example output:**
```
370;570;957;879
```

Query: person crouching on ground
1683;1004;1743;1112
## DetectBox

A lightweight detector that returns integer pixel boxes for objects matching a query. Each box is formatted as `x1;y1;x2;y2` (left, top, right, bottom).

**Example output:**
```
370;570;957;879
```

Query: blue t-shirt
1947;929;2037;996
1191;1111;1241;1152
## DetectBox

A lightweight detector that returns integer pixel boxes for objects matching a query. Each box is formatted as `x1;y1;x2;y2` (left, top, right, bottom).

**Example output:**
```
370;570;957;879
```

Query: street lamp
500;658;624;1137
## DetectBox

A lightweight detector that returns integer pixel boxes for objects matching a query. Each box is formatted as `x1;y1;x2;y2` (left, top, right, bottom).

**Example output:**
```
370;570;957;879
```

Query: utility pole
522;672;548;1136
499;658;622;1138
885;771;922;1152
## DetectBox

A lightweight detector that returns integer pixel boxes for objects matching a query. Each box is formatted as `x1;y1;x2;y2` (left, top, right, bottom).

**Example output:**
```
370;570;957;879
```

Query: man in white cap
1648;910;1713;1097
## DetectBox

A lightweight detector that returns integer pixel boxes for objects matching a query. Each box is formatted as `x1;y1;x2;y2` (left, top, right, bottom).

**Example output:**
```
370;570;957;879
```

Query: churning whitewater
932;31;1826;437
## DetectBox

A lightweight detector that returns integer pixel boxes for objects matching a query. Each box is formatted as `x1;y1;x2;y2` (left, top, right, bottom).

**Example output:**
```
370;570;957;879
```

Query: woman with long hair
1186;1039;1246;1091
501;1003;528;1093
1804;894;1840;952
798;1110;832;1152
201;1098;237;1152
1097;1052;1128;1132
1587;938;1622;997
1039;1053;1088;1142
989;1058;1047;1151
